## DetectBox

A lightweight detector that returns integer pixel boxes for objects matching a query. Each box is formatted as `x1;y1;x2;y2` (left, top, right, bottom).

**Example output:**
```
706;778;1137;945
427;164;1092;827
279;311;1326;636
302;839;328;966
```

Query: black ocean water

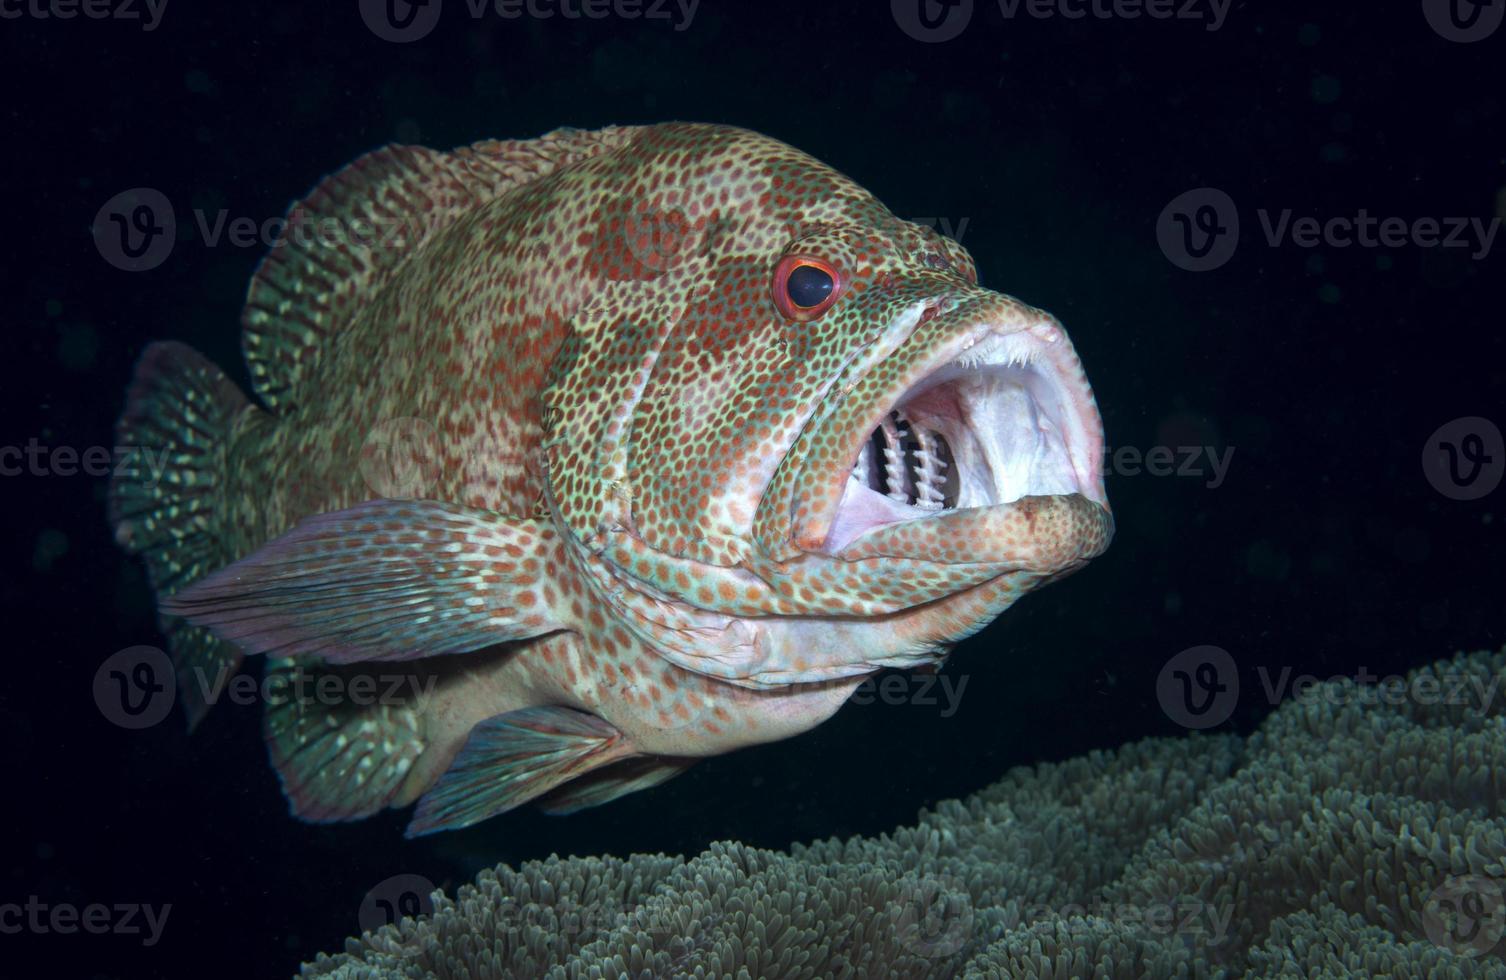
3;3;1502;977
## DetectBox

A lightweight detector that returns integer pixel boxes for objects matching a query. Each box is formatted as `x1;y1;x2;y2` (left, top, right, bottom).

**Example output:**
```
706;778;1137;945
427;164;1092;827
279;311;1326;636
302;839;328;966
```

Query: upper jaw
821;314;1108;558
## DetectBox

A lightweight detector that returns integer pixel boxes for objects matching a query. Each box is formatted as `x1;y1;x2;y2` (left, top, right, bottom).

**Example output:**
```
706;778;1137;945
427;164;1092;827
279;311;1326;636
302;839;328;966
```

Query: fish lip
817;313;1109;559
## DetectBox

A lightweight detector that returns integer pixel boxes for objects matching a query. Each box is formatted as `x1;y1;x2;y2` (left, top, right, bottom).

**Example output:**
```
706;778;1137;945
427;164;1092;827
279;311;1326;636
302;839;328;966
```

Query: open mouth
826;328;1101;553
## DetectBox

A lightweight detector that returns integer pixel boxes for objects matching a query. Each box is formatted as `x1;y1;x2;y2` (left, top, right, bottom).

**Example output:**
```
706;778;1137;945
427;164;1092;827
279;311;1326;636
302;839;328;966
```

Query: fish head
753;226;1111;563
546;124;1111;682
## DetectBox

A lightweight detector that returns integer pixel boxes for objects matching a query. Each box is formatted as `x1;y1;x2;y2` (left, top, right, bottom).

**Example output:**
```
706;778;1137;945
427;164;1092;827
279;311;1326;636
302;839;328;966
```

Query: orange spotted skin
183;123;1110;818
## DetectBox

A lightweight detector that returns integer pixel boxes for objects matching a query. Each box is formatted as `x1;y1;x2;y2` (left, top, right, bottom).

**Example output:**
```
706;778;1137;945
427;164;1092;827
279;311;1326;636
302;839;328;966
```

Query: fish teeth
851;439;874;487
911;428;946;510
953;330;1038;371
849;412;954;512
880;414;909;504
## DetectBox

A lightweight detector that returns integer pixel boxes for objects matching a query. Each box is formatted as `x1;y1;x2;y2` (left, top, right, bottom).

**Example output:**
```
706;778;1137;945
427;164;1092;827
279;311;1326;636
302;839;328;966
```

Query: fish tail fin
109;340;253;730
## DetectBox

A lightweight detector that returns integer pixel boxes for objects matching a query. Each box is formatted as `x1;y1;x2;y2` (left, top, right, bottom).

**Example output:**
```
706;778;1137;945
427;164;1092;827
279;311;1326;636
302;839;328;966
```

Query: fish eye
772;255;843;321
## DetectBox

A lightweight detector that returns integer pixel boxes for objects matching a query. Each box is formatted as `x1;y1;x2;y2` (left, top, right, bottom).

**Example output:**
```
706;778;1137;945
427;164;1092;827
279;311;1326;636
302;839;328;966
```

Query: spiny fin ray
162;499;565;664
242;128;638;415
109;340;255;730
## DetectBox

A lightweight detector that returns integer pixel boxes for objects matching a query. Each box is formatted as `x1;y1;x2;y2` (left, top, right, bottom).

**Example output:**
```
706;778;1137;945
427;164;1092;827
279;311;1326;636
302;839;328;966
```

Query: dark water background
4;2;1503;977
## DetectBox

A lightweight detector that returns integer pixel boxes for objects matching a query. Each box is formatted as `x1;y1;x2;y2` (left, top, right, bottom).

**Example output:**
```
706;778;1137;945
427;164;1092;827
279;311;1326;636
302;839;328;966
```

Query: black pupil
786;264;834;309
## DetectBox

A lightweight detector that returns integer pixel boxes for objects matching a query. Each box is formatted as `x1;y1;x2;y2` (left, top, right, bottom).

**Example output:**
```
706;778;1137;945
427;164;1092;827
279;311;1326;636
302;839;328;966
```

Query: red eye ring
772;255;844;322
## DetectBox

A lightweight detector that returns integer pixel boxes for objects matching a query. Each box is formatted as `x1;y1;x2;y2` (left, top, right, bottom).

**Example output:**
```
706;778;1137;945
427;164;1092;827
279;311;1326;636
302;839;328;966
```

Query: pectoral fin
405;706;633;837
162;499;566;664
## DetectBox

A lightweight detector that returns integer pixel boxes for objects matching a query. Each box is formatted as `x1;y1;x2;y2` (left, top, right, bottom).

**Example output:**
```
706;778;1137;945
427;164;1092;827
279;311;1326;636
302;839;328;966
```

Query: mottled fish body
111;123;1111;835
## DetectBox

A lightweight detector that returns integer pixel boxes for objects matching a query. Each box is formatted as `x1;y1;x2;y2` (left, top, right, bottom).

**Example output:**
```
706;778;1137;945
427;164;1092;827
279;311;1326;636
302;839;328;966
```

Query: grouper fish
110;123;1112;836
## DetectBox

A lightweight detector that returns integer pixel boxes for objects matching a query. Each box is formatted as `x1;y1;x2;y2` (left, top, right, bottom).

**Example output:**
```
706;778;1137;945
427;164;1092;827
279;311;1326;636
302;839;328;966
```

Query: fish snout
820;304;1110;568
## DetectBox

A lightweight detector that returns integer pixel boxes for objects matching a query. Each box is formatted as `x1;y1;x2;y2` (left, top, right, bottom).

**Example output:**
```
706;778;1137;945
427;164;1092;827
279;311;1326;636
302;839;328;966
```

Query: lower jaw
828;491;1114;571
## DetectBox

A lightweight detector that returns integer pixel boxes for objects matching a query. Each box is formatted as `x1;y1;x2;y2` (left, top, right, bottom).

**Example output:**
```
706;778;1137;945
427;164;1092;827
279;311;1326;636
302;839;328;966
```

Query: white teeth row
912;427;948;509
850;410;951;510
879;415;908;504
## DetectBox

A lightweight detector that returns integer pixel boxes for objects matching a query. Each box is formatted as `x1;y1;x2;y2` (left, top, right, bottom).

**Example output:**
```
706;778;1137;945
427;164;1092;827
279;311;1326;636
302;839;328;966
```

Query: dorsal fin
241;126;639;415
